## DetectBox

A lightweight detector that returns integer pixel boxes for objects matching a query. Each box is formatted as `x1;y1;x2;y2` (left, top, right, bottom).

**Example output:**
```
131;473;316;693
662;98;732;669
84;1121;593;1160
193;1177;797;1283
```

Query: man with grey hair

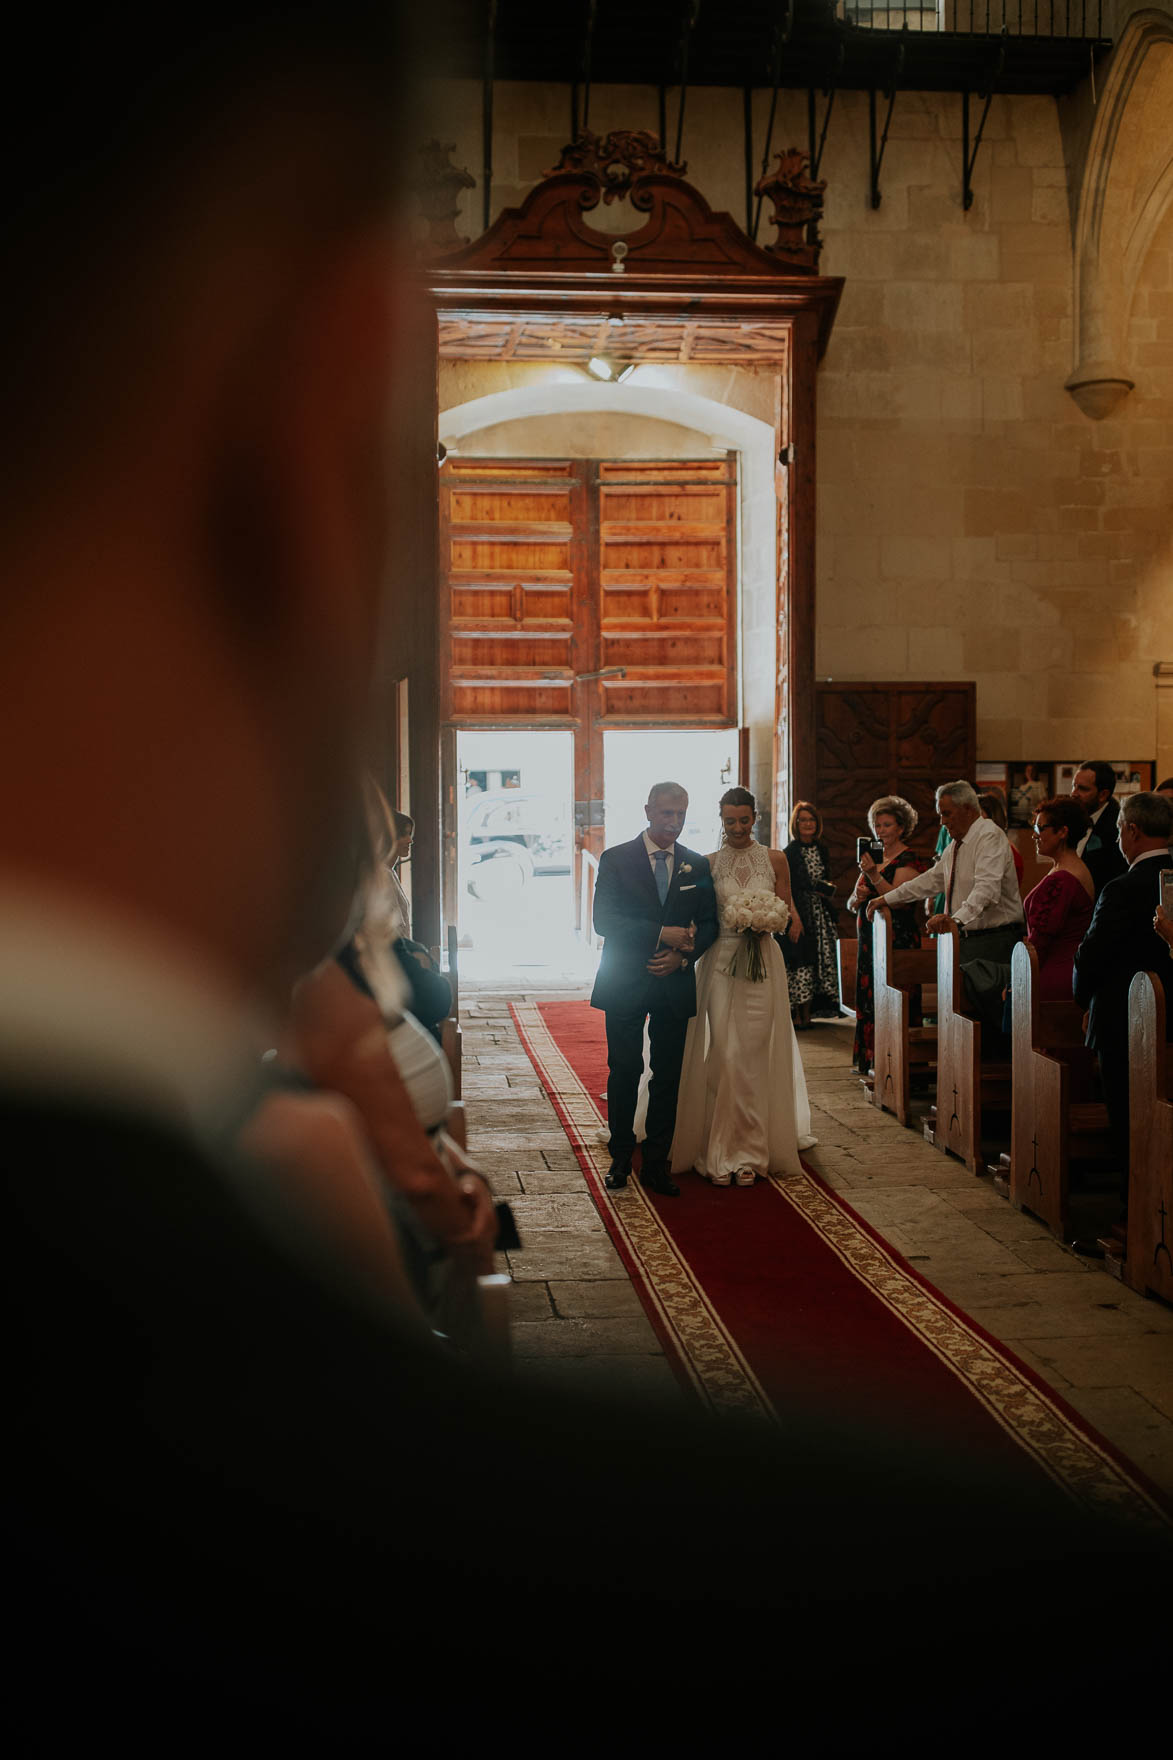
867;782;1024;1001
1073;791;1173;1196
591;782;718;1194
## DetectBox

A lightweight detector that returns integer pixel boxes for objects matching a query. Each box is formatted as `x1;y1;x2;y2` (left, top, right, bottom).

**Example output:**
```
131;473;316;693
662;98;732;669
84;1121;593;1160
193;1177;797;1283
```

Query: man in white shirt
868;781;1024;1029
867;780;1023;972
1070;761;1127;895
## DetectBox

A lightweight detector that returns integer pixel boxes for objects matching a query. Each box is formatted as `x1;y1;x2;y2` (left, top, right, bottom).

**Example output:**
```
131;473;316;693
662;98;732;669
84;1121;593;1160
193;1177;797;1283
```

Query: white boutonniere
680;863;692;874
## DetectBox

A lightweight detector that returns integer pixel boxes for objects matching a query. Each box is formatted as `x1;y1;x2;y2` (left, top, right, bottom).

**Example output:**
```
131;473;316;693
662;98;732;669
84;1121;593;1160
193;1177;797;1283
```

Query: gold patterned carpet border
511;1001;1170;1532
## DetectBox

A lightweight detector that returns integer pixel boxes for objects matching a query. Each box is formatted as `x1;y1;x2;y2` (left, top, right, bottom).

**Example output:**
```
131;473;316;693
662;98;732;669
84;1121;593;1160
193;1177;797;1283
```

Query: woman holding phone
848;796;928;1076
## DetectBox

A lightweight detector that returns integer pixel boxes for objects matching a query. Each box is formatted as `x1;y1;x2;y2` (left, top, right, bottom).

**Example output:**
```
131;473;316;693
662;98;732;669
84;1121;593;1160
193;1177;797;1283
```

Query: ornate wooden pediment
427;128;822;280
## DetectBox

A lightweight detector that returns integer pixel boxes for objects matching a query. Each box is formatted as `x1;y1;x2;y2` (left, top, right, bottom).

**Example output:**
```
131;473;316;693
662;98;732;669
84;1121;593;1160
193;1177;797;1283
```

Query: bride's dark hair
719;787;756;812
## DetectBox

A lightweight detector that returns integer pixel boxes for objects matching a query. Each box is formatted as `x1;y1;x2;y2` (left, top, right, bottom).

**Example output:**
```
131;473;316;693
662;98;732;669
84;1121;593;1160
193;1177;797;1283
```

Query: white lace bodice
709;840;777;932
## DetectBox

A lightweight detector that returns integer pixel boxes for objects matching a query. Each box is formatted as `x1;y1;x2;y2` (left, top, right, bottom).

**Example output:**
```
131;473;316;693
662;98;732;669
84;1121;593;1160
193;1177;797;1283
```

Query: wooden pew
867;908;937;1126
995;941;1112;1237
430;923;463;1099
836;935;857;1016
1125;971;1173;1304
924;922;1011;1173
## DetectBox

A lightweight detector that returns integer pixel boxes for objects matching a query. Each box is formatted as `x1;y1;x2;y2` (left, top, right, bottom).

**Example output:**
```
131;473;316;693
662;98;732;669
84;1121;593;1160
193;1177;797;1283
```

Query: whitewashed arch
440;378;780;803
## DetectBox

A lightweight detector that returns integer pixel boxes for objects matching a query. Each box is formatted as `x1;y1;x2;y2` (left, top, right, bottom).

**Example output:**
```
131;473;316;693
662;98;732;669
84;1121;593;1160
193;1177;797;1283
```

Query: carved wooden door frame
414;131;843;942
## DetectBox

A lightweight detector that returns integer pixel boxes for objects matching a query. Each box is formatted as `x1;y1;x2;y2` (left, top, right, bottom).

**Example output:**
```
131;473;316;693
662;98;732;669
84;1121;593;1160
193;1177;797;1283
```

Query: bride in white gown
671;788;817;1186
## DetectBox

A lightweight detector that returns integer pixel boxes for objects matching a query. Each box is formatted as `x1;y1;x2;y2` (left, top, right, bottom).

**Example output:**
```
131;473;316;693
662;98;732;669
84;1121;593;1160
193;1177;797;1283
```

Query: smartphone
1161;867;1173;917
856;836;883;863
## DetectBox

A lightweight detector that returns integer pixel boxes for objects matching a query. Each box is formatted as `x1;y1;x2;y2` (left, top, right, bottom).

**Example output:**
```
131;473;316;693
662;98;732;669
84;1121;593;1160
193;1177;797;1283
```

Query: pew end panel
1008;942;1092;1237
925;923;1010;1174
869;908;937;1126
440;923;462;1098
1125;971;1173;1305
837;936;857;1016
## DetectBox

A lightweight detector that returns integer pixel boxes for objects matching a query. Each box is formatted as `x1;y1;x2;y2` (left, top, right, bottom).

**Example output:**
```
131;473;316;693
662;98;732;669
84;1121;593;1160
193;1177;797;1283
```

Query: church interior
6;4;1173;1728
379;0;1173;1502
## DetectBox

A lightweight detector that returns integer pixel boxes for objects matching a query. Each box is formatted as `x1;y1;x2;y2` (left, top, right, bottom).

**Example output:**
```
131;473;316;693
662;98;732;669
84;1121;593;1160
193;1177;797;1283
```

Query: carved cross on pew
883;1049;894;1098
948;1084;961;1138
1155;1197;1172;1271
1027;1132;1042;1191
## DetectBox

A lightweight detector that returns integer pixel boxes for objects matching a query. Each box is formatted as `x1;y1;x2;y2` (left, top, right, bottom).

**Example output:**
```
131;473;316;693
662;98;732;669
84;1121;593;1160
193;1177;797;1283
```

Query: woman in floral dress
782;801;841;1028
848;796;929;1076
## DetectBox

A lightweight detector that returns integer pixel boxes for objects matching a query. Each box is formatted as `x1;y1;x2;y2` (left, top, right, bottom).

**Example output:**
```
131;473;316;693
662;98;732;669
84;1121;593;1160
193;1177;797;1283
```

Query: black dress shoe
640;1166;680;1198
604;1159;632;1190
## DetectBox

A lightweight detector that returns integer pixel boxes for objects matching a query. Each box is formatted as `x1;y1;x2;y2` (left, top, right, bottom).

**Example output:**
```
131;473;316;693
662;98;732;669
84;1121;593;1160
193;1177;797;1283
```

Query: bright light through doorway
454;726;742;984
456;730;590;984
603;730;740;855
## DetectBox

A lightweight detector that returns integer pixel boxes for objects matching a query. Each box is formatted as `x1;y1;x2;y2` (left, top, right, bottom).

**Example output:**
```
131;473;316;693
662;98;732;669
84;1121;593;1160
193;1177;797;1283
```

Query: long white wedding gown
670;840;816;1180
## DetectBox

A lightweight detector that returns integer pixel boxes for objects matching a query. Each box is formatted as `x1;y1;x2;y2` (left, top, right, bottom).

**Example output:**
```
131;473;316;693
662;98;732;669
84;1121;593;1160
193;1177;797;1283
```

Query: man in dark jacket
1073;791;1173;1181
590;782;718;1193
1070;761;1128;895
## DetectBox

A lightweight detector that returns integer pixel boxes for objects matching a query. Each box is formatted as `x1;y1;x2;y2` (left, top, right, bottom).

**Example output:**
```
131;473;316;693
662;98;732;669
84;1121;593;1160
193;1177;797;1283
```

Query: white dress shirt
1076;799;1109;859
884;816;1024;931
642;829;676;885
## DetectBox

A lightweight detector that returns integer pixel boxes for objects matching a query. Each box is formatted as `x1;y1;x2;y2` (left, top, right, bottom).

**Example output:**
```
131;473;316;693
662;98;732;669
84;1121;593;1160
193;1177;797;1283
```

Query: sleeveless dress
670;841;816;1181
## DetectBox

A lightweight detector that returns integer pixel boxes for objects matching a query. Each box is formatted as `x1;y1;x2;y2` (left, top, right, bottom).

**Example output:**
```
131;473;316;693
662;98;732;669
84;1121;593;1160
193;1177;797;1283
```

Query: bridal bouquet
721;888;790;982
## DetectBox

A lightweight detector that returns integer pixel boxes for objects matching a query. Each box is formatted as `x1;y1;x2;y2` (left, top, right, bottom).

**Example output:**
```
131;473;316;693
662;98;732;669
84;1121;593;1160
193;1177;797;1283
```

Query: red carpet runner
511;999;1169;1528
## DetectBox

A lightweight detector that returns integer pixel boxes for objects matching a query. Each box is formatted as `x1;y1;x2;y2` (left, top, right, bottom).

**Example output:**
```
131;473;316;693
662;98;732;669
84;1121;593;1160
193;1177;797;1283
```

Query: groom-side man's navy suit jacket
589;835;719;1017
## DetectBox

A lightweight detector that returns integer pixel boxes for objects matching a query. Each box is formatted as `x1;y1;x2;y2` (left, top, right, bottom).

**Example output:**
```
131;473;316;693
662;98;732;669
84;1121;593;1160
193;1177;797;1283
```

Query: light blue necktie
653;847;670;906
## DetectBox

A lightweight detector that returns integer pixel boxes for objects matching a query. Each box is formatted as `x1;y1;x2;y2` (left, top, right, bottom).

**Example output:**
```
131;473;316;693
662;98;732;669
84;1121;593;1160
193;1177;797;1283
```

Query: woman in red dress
1023;796;1095;997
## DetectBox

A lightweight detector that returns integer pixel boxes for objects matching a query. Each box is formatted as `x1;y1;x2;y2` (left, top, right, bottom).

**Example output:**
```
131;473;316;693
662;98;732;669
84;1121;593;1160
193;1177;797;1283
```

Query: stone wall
423;4;1173;772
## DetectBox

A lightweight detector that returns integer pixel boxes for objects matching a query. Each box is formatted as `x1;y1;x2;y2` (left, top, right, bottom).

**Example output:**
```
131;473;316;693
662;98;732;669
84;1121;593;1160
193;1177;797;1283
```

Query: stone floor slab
548;1279;647;1319
505;1229;625;1283
511;1315;661;1359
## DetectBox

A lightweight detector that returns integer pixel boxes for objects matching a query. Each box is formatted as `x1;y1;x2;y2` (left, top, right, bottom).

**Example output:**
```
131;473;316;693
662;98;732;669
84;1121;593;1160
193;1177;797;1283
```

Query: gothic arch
1068;8;1173;417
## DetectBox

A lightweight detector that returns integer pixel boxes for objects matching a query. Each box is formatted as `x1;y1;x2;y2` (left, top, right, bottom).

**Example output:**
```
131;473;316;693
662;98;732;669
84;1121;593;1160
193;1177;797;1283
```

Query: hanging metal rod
868;29;907;211
571;0;598;138
673;0;701;166
963;28;1008;211
482;0;497;232
752;0;793;242
807;37;844;182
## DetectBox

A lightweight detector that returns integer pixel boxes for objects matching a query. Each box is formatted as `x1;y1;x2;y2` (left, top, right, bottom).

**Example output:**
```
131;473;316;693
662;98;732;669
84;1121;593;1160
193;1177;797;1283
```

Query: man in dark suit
1070;761;1128;895
1073;792;1173;1185
590;782;718;1195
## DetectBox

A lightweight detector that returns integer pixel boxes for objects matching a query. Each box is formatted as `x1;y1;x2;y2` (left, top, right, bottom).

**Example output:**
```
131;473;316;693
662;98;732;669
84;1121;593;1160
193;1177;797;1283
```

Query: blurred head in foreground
0;7;412;1004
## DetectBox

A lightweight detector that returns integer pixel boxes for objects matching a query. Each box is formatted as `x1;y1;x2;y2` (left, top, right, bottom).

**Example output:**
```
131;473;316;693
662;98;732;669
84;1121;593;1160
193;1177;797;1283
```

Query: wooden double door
439;454;739;922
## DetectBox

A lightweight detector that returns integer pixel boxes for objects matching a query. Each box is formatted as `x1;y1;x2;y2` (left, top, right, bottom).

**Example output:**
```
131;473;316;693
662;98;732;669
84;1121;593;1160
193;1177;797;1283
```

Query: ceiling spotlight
586;356;614;380
616;364;638;383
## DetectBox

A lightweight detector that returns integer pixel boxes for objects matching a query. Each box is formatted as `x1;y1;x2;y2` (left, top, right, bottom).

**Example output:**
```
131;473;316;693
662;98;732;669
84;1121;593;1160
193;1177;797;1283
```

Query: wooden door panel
449;540;571;573
894;691;973;772
448;489;573;523
815;682;976;908
442;455;737;730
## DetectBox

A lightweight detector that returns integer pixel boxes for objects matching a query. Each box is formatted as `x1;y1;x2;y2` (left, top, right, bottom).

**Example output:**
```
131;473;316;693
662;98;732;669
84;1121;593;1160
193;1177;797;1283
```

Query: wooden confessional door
814;681;977;912
439;455;738;925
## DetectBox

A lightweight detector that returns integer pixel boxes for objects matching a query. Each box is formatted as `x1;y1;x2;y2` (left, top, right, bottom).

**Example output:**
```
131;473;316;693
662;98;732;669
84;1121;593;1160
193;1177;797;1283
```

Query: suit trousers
605;1006;689;1164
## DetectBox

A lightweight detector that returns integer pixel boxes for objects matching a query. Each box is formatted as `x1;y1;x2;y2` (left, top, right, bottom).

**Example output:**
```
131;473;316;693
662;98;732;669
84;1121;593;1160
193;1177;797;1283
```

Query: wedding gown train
671;840;816;1180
